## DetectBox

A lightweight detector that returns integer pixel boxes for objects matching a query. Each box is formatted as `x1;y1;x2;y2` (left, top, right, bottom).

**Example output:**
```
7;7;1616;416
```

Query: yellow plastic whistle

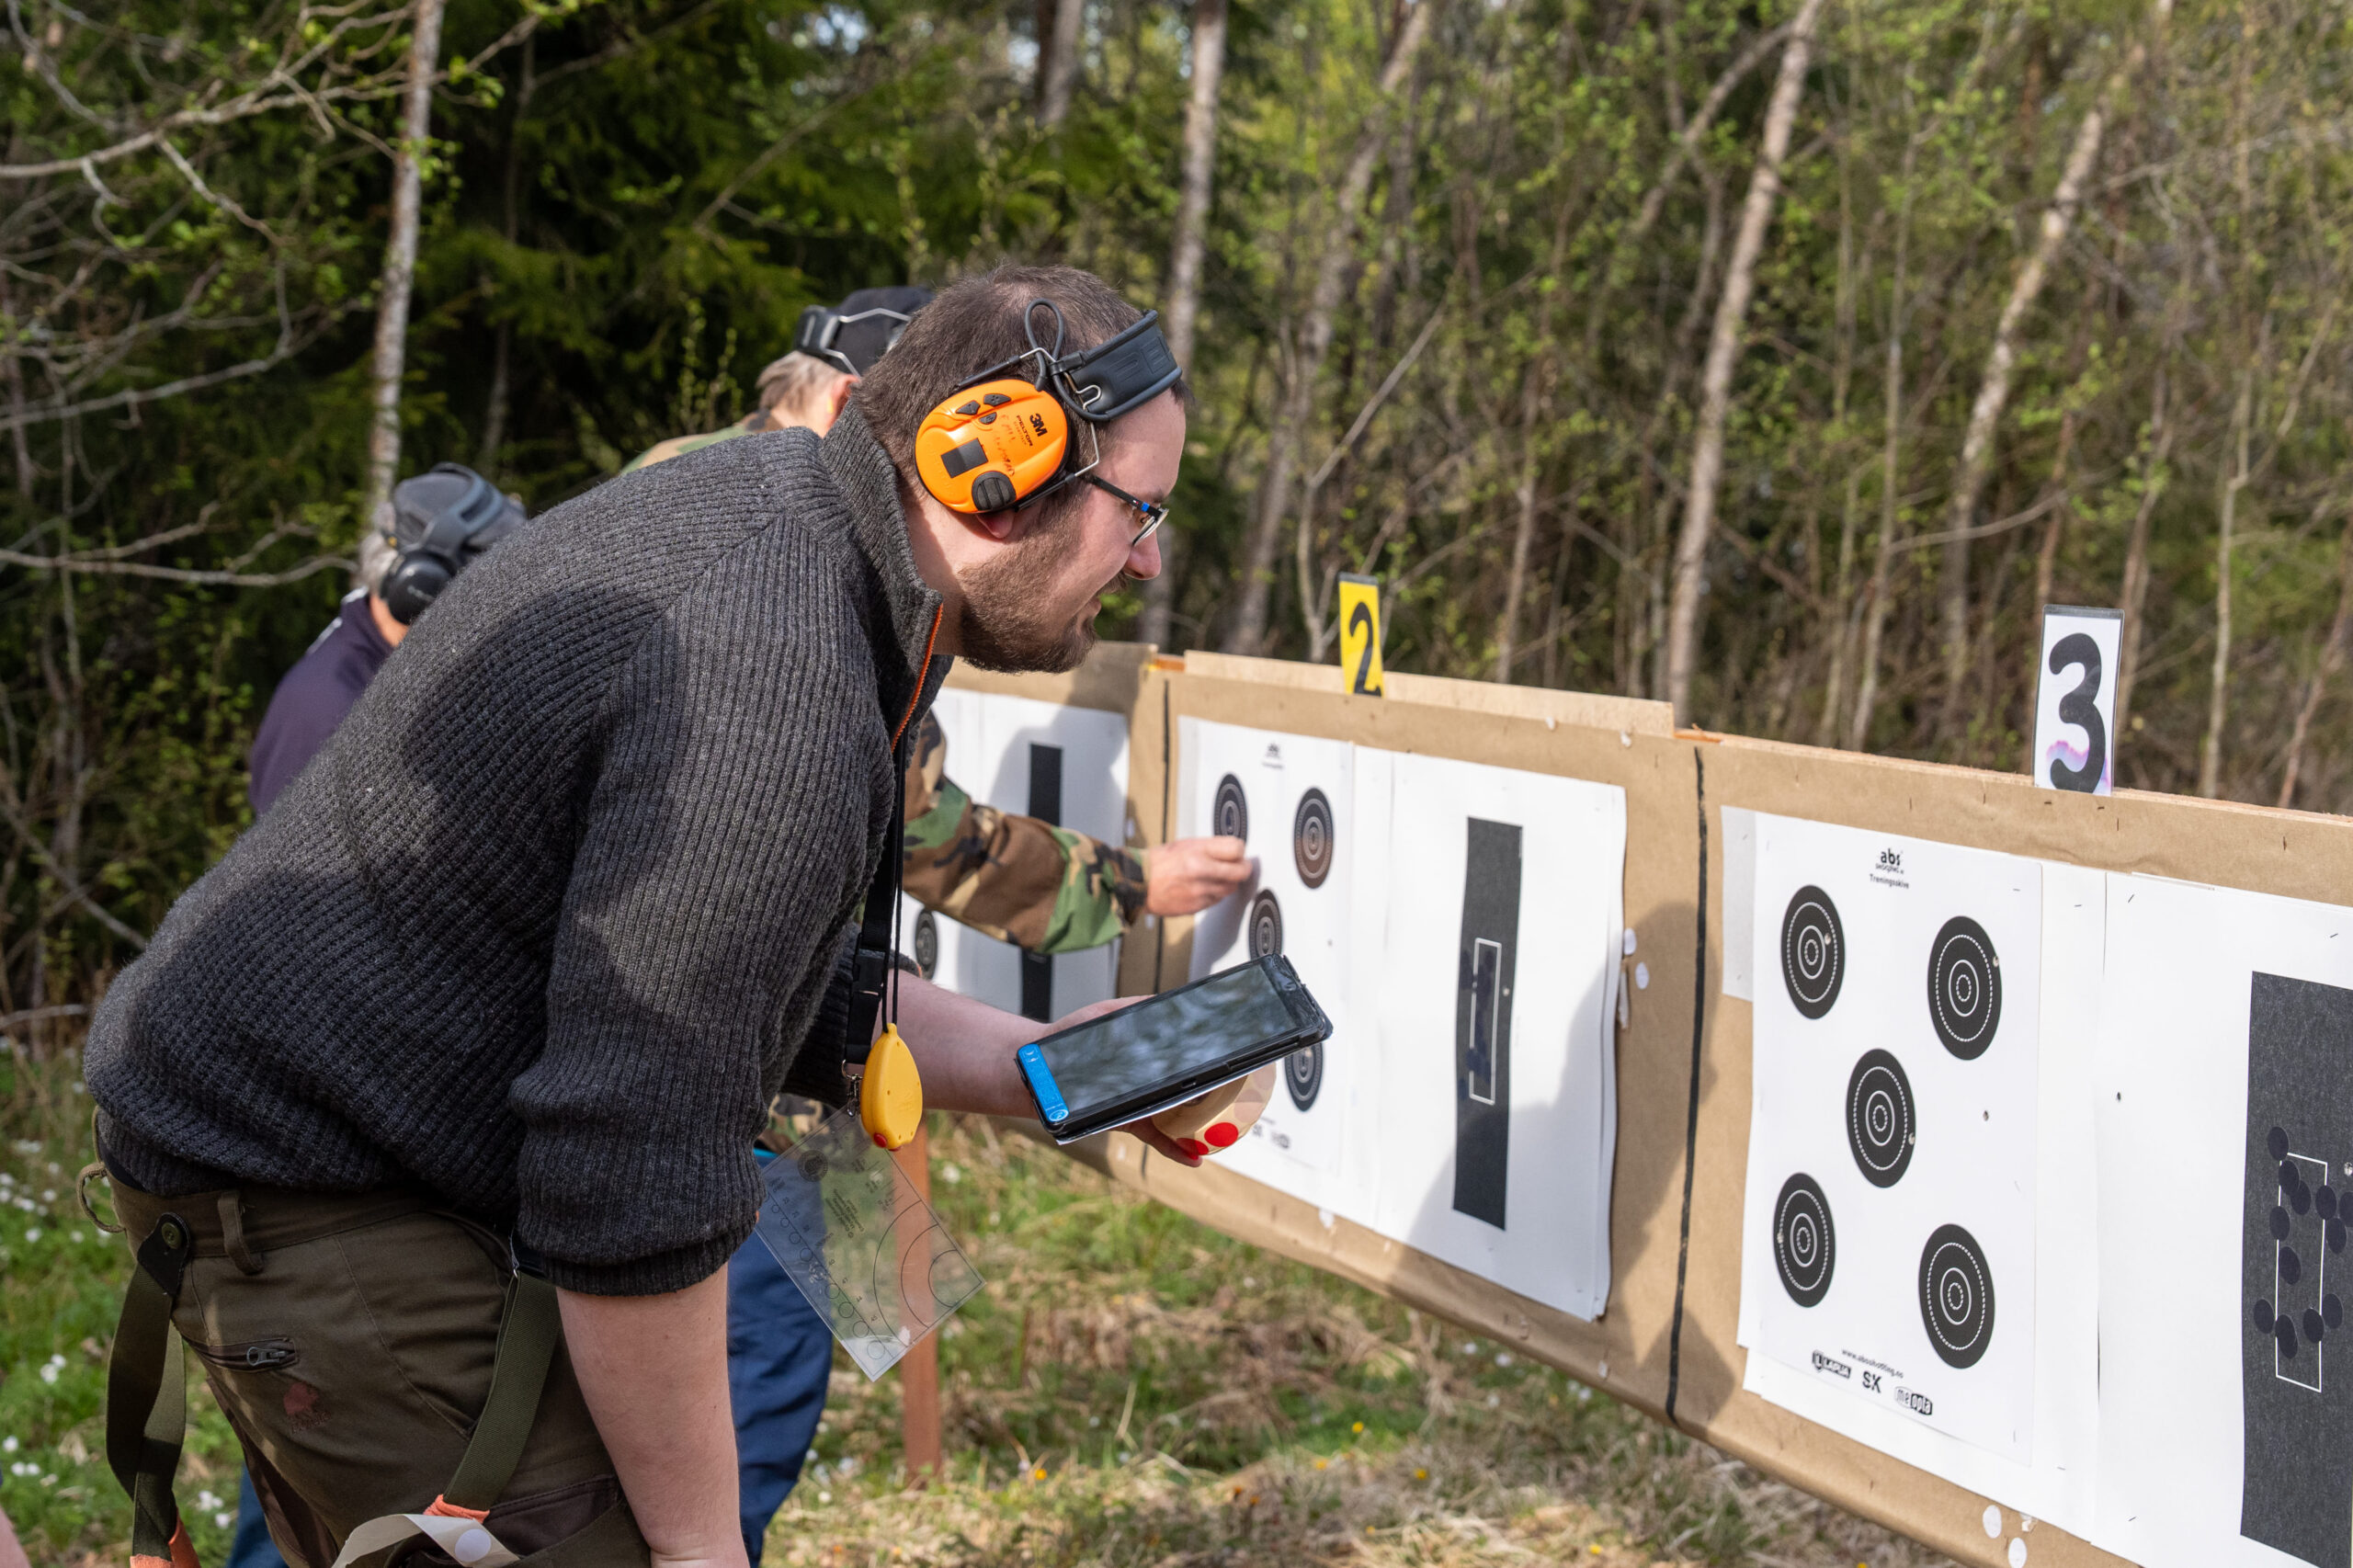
859;1024;926;1150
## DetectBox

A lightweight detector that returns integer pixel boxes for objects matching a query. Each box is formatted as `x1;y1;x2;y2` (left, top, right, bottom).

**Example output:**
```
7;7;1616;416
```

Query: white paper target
1361;750;1625;1322
1738;815;2041;1463
1176;720;1367;1209
2091;875;2353;1568
900;688;1129;1023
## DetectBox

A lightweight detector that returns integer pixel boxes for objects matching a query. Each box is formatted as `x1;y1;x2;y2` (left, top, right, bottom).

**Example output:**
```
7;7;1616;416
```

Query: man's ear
970;508;1021;543
824;374;856;428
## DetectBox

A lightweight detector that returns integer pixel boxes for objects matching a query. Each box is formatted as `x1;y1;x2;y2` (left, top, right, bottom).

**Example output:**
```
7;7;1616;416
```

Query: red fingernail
1205;1121;1239;1148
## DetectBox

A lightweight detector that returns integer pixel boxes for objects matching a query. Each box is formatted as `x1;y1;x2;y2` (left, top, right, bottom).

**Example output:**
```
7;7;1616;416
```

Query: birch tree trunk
2278;497;2353;808
477;30;534;479
1927;9;2163;734
1661;0;1827;724
1223;0;1431;654
360;0;447;539
1137;0;1228;649
1038;0;1086;129
2111;365;2171;745
2198;364;2253;798
1494;201;1574;681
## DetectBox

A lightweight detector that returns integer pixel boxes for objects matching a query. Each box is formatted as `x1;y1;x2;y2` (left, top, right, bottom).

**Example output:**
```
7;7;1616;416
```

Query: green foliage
6;0;2353;1019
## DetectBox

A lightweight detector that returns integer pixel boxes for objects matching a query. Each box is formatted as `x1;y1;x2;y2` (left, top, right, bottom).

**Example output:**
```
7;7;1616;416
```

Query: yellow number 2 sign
1337;574;1384;696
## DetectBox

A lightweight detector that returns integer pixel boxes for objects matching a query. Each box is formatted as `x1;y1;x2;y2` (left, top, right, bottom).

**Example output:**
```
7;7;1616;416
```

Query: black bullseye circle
1213;775;1249;842
1918;1223;1996;1368
1927;916;2003;1060
1773;1174;1836;1307
1285;1043;1324;1110
913;910;939;980
1247;890;1284;959
1293;789;1335;888
1780;887;1845;1019
1846;1049;1916;1187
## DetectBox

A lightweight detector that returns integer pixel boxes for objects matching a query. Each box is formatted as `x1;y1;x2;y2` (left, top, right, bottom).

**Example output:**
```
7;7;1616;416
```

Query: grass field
1;1045;1950;1568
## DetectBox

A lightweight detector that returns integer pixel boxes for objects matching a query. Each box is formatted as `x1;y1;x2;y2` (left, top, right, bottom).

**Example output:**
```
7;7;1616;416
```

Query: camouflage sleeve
620;413;769;473
898;711;1147;955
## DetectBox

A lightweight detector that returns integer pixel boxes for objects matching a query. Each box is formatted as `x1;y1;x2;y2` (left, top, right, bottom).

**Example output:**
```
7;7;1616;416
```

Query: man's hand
1143;835;1253;916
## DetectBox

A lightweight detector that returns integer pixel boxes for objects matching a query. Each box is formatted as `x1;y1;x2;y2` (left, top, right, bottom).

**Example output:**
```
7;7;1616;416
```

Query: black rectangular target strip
1453;818;1520;1228
1019;743;1064;1021
2242;971;2353;1568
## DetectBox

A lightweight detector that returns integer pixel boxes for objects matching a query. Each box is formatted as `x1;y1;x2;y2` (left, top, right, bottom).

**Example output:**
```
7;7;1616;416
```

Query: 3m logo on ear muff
915;378;1071;515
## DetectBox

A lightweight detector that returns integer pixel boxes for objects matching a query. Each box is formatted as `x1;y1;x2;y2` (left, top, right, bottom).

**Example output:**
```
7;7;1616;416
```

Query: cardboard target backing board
1127;663;1695;1423
1695;736;2353;1568
958;646;2353;1568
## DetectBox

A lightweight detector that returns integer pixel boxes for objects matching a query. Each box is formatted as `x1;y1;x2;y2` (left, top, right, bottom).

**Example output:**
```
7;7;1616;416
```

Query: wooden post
895;1122;944;1482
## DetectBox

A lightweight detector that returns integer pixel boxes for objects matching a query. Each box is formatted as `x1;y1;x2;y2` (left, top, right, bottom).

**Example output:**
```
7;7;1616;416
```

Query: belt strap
105;1211;198;1568
439;1247;560;1514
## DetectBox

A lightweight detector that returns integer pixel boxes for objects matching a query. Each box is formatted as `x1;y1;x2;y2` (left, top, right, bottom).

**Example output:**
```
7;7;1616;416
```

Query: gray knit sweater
85;409;947;1295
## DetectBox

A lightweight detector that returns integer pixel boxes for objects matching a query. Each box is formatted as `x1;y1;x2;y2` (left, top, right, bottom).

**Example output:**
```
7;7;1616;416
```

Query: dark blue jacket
247;591;393;813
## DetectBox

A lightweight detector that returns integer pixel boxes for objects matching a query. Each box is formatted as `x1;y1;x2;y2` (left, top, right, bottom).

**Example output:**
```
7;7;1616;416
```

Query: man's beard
955;516;1114;674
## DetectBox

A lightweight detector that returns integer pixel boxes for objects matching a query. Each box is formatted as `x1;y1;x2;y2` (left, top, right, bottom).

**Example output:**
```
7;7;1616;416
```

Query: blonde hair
755;351;854;427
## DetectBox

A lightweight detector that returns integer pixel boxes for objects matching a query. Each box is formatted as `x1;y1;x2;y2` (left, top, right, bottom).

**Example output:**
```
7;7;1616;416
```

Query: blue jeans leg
226;1470;290;1568
728;1230;833;1567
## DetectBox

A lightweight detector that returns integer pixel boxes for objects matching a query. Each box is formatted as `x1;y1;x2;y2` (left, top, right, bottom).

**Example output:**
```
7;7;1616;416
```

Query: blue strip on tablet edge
1017;1042;1069;1125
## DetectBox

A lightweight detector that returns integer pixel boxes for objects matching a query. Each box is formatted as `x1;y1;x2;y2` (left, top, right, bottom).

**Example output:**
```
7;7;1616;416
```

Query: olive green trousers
109;1178;647;1568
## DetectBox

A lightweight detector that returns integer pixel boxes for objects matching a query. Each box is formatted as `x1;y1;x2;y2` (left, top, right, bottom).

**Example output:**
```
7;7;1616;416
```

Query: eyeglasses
1082;474;1171;549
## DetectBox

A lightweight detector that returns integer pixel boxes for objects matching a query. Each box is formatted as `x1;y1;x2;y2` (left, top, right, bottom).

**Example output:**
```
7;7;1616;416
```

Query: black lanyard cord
845;738;907;1072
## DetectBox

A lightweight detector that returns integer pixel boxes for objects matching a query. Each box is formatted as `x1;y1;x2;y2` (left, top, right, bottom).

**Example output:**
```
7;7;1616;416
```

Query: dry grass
760;1116;1955;1568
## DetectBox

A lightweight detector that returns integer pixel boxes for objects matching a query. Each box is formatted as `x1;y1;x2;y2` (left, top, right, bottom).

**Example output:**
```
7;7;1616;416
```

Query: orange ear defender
911;299;1183;517
913;379;1071;515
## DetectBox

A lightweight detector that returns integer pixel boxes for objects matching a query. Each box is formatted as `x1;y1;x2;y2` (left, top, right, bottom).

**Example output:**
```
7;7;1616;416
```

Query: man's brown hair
852;263;1183;509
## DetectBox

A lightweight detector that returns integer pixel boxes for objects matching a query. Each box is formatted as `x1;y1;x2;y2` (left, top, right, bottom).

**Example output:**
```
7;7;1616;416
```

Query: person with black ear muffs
245;464;524;814
623;287;933;472
85;264;1208;1568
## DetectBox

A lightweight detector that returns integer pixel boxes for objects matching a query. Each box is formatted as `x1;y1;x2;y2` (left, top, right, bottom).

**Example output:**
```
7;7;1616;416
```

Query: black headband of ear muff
953;301;1185;421
1053;311;1183;423
395;464;517;564
792;302;917;377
